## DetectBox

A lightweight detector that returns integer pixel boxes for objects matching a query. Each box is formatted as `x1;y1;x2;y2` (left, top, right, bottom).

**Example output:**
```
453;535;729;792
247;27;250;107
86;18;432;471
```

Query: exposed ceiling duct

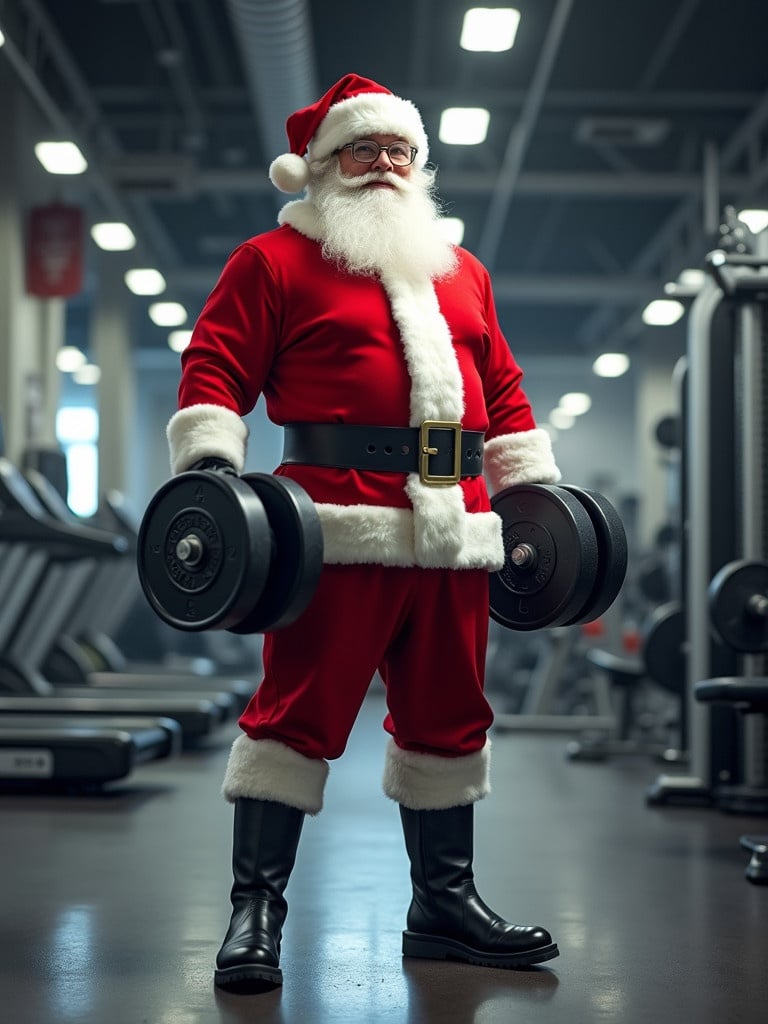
224;0;319;168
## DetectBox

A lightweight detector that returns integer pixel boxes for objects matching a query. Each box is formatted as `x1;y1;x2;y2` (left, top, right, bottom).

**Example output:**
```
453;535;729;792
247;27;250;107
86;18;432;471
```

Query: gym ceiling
3;0;768;363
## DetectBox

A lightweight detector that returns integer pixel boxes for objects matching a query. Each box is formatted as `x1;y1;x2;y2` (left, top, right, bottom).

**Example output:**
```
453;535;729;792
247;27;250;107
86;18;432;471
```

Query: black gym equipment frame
648;245;768;811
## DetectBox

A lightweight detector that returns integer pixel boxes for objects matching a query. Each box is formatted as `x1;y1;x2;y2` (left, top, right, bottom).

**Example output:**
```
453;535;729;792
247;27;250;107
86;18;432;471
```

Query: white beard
308;163;458;283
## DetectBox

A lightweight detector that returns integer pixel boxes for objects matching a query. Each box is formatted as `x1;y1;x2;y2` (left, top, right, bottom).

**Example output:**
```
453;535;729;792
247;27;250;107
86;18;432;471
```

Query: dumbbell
489;483;628;630
138;473;627;636
137;469;323;633
709;560;768;653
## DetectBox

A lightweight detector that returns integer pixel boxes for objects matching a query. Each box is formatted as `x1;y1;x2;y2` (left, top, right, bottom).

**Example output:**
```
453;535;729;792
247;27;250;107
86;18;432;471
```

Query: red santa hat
268;73;430;194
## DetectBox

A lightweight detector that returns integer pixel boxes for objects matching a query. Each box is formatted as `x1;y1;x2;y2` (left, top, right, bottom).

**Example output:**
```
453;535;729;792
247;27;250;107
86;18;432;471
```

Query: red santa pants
238;563;494;760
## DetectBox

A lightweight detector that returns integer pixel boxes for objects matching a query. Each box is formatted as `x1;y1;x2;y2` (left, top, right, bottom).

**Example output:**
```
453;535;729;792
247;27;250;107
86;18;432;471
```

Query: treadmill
0;459;234;746
0;536;183;785
0;715;181;789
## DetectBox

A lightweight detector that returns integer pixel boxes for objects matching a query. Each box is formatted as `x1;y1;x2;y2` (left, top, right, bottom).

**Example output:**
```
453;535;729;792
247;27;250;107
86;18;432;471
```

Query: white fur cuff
222;735;329;815
167;404;249;475
483;428;561;493
382;738;491;810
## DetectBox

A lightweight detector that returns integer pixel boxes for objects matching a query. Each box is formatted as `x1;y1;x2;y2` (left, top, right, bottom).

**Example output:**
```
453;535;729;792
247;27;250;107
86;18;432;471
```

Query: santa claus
166;73;561;992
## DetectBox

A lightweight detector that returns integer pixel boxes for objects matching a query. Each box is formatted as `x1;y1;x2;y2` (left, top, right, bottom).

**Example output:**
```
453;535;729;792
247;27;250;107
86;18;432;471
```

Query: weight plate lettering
164;507;222;593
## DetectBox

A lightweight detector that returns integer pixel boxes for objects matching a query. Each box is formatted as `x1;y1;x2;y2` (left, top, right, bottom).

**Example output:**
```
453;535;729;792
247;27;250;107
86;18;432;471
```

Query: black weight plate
489;484;599;631
642;601;686;695
230;473;324;633
709;559;768;653
559;486;628;625
137;471;271;631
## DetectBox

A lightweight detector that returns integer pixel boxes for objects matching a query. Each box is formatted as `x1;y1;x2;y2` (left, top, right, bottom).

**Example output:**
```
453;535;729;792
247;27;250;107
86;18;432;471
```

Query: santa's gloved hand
187;456;238;475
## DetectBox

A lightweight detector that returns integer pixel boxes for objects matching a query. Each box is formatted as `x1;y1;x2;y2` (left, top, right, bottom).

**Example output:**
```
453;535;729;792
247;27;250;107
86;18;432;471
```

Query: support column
91;252;136;496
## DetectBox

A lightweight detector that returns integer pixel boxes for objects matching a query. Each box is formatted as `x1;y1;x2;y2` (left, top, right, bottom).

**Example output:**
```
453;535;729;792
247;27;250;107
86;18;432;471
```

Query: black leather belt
282;421;484;486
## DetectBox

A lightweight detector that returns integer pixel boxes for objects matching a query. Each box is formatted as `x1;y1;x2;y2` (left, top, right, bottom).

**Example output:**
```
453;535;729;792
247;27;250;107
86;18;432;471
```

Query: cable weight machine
648;218;768;813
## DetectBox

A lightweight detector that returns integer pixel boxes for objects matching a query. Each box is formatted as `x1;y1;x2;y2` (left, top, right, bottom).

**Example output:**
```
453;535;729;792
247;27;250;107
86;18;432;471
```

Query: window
56;406;98;516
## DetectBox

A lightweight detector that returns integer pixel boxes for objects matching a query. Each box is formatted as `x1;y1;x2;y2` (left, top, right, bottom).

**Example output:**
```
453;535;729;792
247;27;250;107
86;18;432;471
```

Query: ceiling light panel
461;8;521;51
438;108;490;145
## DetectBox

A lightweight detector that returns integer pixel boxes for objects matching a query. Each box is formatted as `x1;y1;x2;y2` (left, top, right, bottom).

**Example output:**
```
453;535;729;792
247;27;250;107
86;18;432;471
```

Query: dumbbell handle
176;534;204;567
747;593;768;619
510;543;537;570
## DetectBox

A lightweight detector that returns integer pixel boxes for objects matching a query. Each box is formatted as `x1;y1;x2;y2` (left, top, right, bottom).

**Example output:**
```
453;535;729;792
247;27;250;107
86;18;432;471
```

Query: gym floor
1;689;765;1024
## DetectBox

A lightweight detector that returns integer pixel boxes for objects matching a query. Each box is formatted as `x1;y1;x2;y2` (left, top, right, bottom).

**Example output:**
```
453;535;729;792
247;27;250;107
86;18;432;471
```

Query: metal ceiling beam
142;0;209;149
577;83;768;350
476;0;574;270
167;268;658;306
183;167;750;199
91;85;763;113
636;0;702;91
8;0;180;267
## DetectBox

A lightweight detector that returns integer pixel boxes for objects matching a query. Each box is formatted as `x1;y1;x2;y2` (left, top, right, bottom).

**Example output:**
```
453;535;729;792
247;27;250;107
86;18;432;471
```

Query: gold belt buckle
419;420;462;486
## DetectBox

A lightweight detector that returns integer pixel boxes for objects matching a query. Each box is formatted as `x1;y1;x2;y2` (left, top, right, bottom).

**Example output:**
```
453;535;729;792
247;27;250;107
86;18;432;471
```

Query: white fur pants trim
382;738;491;810
222;735;329;815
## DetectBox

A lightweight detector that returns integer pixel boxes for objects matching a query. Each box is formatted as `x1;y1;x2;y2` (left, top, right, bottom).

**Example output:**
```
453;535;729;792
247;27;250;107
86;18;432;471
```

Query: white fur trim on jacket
275;200;517;570
382;738;491;809
222;734;329;815
483;428;561;494
167;403;249;475
316;502;504;569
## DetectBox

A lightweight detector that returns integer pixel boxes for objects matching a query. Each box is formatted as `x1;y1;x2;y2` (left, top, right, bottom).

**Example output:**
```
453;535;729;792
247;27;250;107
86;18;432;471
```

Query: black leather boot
214;798;305;992
399;803;559;968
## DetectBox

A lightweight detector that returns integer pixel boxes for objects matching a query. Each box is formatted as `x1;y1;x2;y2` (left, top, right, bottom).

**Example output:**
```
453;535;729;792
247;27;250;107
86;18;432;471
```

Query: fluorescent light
461;8;521;51
73;364;101;385
439;108;490;145
34;141;88;175
125;268;166;295
439;217;465;245
56;346;87;373
642;298;685;326
677;268;707;289
664;268;707;297
149;301;187;327
550;408;575;431
737;208;768;234
0;27;6;47
91;222;136;251
168;330;193;353
559;392;592;416
593;353;630;378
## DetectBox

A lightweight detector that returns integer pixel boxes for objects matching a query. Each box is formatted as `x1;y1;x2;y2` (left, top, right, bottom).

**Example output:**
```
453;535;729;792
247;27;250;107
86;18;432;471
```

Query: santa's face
309;134;456;283
336;133;414;190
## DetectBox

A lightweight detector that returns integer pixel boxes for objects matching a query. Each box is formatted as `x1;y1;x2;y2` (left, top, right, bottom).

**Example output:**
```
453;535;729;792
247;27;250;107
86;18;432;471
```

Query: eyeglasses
336;140;418;166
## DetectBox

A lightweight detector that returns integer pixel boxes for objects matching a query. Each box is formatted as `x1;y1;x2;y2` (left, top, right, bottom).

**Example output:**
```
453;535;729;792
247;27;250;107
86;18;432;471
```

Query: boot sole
214;963;282;992
402;931;559;968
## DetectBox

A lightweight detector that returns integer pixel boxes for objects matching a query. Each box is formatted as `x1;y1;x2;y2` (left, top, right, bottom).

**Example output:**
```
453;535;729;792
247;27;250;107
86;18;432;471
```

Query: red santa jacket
167;200;559;570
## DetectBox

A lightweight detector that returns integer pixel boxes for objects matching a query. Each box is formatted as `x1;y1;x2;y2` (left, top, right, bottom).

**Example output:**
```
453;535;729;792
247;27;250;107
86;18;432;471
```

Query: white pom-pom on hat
269;153;311;194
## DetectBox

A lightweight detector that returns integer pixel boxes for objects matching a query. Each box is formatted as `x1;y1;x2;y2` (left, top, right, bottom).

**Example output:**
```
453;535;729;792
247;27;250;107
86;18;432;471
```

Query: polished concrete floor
1;689;766;1024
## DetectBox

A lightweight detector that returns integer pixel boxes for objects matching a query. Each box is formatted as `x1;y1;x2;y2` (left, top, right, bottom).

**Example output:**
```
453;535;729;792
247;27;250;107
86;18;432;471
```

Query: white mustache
337;170;411;193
